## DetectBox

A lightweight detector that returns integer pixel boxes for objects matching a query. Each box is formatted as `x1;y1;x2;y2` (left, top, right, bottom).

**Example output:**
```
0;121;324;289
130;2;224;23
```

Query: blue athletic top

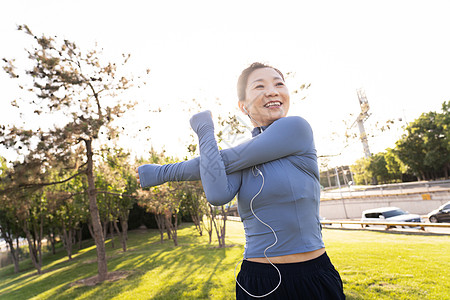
138;111;324;258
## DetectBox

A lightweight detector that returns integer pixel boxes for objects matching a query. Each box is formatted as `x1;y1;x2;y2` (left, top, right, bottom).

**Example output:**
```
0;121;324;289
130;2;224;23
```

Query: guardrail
227;216;449;232
320;220;450;231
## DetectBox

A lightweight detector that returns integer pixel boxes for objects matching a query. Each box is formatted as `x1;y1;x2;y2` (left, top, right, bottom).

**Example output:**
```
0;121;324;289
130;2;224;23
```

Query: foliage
178;181;207;236
0;158;23;273
95;148;137;251
395;101;449;180
136;151;183;246
1;24;148;281
348;101;449;184
351;158;371;185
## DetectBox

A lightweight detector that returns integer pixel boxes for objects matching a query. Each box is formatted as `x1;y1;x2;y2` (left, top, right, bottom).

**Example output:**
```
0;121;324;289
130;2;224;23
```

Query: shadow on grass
0;224;242;300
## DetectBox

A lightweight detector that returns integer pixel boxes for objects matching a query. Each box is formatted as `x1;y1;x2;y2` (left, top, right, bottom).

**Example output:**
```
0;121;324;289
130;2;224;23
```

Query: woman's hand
135;167;141;186
136;164;165;188
190;110;214;133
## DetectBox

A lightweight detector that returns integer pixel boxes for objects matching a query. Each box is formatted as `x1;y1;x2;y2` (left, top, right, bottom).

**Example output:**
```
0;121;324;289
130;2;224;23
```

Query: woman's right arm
138;114;314;188
138;157;201;188
138;153;242;207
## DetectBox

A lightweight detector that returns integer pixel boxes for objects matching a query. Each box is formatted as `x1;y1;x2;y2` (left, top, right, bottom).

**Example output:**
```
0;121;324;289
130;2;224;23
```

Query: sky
1;0;449;168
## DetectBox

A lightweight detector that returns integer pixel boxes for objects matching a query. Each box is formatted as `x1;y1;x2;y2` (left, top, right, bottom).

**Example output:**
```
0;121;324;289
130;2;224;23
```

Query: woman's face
239;67;290;127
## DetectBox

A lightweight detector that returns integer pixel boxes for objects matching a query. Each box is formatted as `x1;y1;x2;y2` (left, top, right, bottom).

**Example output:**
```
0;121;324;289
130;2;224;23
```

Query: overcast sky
1;0;449;167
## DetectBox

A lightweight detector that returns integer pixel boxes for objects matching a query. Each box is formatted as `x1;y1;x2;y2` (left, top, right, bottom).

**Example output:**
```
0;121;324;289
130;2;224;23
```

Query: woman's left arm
217;113;316;174
190;111;242;206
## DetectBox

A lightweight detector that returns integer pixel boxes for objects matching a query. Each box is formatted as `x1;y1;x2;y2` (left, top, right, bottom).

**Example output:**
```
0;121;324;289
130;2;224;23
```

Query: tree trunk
190;211;203;236
11;243;20;273
172;212;178;246
164;211;178;246
211;207;222;248
212;217;221;247
114;215;128;252
1;230;20;273
23;222;41;274
62;222;73;260
48;228;56;255
37;215;43;269
220;206;227;247
87;223;94;239
205;204;215;244
109;221;115;249
86;139;108;282
77;227;83;250
102;220;108;243
154;212;165;243
188;194;203;236
165;214;172;240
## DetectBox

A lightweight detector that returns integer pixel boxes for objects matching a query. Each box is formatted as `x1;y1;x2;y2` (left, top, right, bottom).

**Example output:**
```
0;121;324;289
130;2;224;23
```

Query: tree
46;169;89;260
1;25;147;281
95;148;137;252
351;158;371;185
395;102;449;180
367;153;390;184
0;160;51;274
178;181;206;236
0;159;22;273
384;148;406;182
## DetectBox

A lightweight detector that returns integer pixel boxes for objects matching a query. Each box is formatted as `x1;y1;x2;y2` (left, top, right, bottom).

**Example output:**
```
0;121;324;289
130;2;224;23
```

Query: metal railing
320;220;450;231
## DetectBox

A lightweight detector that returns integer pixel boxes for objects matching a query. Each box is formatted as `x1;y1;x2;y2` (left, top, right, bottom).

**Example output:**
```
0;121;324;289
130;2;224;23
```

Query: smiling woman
237;63;290;128
137;62;345;299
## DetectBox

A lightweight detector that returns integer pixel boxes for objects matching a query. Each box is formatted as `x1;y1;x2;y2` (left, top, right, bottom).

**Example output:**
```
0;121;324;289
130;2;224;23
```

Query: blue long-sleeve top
138;111;324;258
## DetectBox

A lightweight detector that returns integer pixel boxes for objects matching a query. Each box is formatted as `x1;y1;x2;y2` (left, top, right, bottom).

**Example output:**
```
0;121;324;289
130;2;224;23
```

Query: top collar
251;125;270;137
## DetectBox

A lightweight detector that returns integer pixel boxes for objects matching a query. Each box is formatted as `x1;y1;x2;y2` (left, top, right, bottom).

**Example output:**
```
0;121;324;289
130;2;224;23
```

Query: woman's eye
276;82;285;86
255;85;264;89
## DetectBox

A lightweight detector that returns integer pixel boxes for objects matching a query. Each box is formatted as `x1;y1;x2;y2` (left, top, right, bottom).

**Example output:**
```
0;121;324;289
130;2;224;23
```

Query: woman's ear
238;101;248;115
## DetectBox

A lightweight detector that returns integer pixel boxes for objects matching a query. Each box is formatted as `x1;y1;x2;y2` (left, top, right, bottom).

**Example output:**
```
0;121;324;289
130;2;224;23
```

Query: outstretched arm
138;112;315;188
137;157;201;188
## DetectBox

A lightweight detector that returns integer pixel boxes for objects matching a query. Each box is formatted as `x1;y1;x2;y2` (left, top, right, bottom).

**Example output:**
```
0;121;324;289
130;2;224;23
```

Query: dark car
427;201;450;223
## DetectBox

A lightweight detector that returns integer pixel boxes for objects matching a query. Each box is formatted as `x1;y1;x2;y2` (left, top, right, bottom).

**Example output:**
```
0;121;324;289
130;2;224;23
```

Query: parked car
361;207;422;228
427;201;450;223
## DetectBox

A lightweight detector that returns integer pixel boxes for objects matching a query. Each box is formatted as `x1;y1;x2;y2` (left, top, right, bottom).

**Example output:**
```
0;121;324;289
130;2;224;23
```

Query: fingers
135;167;140;185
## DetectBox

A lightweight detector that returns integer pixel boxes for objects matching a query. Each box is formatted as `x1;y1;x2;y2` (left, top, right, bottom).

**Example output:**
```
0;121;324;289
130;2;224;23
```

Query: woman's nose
265;85;279;97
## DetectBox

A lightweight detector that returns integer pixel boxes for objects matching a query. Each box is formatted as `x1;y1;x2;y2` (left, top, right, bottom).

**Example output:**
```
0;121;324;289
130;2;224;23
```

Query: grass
0;222;449;299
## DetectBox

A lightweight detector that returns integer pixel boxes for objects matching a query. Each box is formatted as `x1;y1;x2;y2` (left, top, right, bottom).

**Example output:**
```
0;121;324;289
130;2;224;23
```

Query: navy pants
236;252;345;299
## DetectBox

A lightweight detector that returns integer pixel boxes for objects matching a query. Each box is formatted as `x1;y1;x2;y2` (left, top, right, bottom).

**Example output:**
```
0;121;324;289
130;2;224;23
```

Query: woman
137;62;345;299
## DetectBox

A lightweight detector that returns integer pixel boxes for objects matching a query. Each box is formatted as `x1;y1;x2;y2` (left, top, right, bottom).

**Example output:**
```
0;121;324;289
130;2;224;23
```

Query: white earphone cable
234;165;282;298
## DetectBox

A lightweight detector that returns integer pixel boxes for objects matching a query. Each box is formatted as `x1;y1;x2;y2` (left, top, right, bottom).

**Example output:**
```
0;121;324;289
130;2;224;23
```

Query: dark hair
236;62;285;101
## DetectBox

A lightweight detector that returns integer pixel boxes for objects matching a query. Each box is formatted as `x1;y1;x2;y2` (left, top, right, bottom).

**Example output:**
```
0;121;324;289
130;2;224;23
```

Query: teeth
265;101;281;107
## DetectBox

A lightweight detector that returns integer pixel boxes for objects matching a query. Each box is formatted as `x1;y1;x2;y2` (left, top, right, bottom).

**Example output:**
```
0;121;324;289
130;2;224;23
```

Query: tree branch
0;164;87;195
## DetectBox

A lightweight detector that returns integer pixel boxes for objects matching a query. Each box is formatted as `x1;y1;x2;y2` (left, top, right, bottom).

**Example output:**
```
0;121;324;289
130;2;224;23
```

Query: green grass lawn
0;222;449;299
